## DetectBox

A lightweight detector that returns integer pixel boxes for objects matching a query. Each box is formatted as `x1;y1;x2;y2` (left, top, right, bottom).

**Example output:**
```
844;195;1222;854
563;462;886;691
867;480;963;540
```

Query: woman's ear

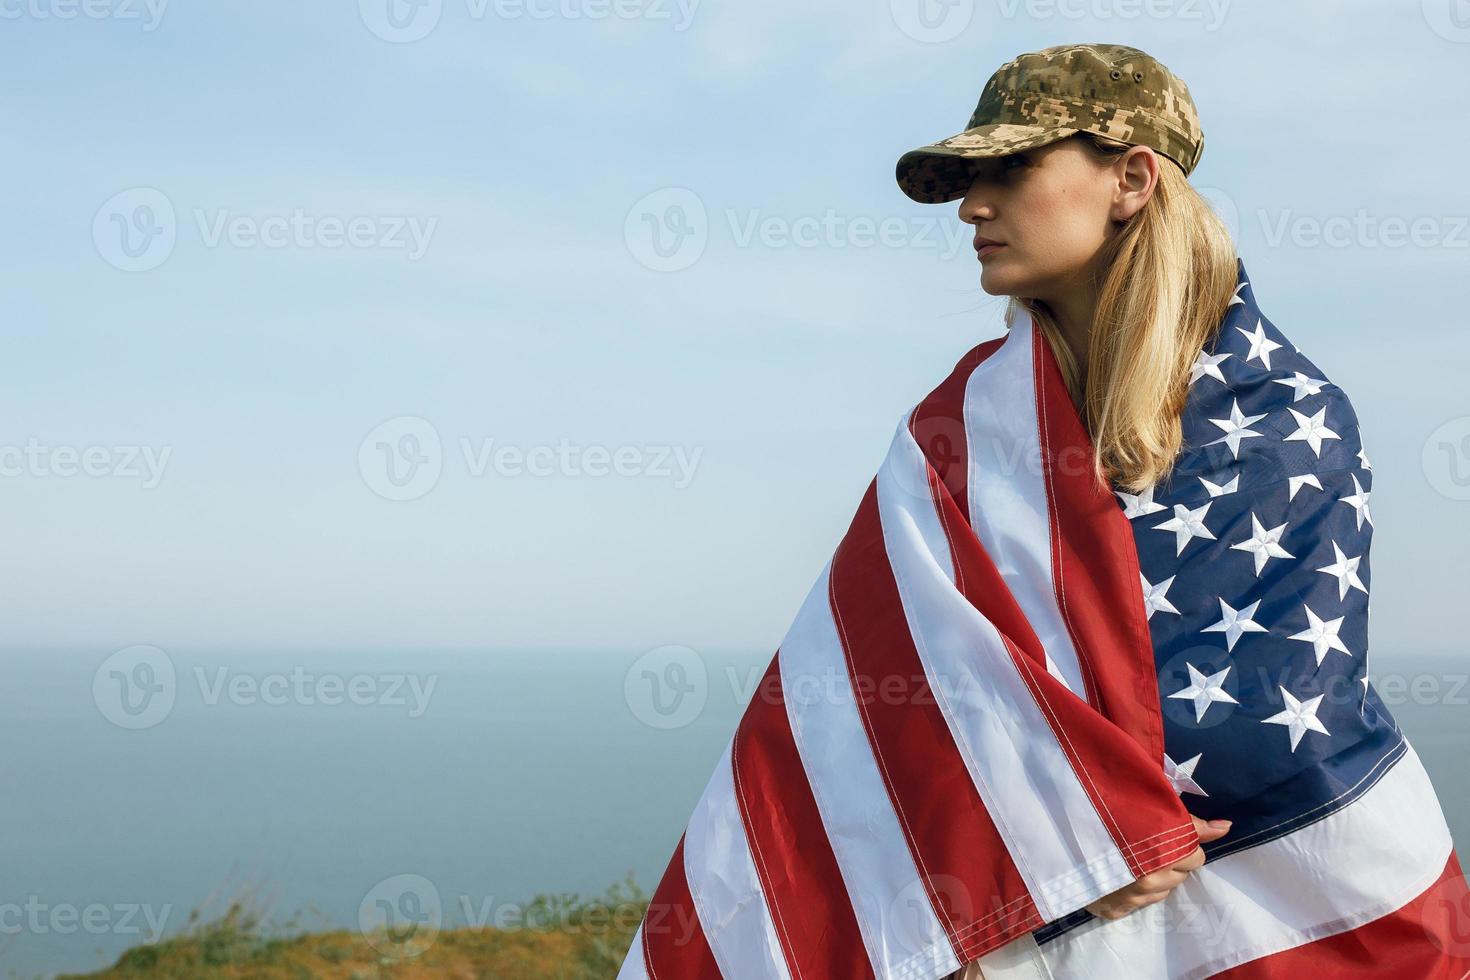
1111;145;1160;222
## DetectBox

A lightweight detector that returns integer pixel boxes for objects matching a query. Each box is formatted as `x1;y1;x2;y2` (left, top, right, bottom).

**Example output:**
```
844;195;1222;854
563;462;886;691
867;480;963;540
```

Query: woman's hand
1084;815;1232;921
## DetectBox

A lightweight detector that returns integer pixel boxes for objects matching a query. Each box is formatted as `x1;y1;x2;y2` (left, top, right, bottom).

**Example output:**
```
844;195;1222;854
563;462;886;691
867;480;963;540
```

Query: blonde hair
1008;132;1238;494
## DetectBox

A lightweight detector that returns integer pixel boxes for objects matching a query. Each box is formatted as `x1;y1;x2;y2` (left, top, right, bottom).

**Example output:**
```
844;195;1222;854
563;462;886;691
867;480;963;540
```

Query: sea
1;647;1466;979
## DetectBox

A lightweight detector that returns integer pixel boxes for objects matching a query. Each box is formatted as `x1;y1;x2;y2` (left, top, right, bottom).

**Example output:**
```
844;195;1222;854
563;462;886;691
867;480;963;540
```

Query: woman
893;43;1467;979
620;43;1468;980
900;42;1241;938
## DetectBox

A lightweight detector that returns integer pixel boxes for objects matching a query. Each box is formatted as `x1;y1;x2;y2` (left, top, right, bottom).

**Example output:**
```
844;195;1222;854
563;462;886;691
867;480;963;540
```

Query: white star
1154;500;1217;556
1228;281;1248;306
1206;398;1269;459
1230;512;1294;575
1202;597;1270;651
1190;349;1232;386
1164;752;1209;797
1340;474;1373;530
1236;319;1284;369
1116;485;1168;519
1141;572;1181;620
1168;662;1239;722
1199;474;1239;497
1261;686;1331;752
1288;603;1352;666
1316;541;1368;601
1287;474;1323;501
1357;446;1372;471
1282;406;1340;457
1271;371;1328;402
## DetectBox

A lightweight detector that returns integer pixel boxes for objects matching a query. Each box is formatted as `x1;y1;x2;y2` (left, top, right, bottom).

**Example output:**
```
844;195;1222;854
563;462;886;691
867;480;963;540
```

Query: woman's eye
972;155;1027;183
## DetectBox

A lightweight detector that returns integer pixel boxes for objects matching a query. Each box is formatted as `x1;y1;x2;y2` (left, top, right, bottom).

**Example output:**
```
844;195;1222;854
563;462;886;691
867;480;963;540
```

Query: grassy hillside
56;877;647;980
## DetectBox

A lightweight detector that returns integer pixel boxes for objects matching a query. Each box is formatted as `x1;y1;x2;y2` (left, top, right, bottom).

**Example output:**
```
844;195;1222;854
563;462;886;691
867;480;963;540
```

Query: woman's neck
1037;285;1097;406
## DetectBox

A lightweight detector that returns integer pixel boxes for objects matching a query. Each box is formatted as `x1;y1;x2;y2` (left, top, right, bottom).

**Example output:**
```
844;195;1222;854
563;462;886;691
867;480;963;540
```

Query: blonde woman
896;43;1468;979
618;43;1468;980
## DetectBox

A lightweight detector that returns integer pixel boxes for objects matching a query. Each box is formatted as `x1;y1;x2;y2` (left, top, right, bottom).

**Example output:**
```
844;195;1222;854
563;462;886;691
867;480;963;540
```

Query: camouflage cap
895;43;1204;204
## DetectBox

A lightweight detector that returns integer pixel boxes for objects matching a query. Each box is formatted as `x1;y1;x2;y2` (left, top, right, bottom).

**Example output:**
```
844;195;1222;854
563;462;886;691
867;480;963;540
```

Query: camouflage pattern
895;43;1204;204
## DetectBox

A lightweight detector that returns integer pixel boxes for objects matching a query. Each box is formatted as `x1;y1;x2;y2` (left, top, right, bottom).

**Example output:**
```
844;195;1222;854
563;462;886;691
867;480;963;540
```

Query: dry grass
57;875;647;980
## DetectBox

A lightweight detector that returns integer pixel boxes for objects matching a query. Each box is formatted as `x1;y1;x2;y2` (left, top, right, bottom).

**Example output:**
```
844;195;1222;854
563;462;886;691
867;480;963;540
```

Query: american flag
617;258;1469;980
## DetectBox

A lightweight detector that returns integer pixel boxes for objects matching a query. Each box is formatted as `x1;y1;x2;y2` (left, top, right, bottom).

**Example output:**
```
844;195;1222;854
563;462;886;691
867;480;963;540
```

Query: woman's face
958;137;1156;301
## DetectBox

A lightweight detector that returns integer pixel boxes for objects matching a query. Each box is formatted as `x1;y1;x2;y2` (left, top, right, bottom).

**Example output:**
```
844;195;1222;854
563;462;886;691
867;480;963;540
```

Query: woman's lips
977;243;1006;259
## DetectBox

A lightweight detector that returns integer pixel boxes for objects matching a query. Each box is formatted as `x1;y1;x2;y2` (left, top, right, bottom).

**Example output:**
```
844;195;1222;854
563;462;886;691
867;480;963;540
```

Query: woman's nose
958;192;995;224
956;175;997;223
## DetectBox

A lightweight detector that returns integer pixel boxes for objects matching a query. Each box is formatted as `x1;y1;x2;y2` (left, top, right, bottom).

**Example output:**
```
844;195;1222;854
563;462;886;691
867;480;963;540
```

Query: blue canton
1038;257;1402;944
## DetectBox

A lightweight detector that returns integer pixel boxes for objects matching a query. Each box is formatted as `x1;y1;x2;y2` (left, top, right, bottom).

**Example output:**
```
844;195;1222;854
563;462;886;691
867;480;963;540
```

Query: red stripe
731;653;878;979
916;452;1192;886
829;479;1042;962
1212;847;1470;979
1030;318;1171;771
640;834;722;979
920;347;1198;888
628;323;1204;975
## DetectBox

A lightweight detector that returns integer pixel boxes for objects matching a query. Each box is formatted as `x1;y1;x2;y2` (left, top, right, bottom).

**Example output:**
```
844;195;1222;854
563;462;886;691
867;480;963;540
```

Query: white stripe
615;922;649;980
875;416;1139;921
973;931;1056;980
682;737;792;980
779;559;962;980
1039;739;1454;980
965;309;1087;699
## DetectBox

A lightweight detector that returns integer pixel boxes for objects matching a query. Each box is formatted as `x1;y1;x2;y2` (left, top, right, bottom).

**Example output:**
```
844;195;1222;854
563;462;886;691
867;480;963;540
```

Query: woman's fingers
1191;813;1233;844
1082;815;1237;921
1171;844;1207;874
1135;865;1193;893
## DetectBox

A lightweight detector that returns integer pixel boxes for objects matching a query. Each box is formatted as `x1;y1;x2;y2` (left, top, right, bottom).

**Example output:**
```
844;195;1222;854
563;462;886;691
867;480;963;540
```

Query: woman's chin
978;264;1023;296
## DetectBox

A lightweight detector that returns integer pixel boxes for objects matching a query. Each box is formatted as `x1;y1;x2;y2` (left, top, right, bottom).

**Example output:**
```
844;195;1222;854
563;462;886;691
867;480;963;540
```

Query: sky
2;0;1468;663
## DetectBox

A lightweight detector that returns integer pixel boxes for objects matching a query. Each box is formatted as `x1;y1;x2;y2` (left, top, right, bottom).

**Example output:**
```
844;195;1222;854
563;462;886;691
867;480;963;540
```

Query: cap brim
895;124;1080;203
